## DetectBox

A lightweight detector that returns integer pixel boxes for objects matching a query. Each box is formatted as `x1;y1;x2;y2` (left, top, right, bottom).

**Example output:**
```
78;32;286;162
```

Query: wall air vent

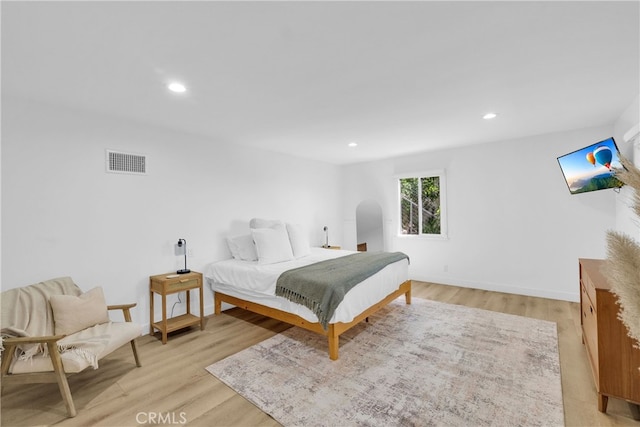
106;150;146;175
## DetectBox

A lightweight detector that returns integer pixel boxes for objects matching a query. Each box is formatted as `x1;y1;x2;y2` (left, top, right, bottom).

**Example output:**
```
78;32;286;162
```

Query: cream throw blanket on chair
1;277;110;371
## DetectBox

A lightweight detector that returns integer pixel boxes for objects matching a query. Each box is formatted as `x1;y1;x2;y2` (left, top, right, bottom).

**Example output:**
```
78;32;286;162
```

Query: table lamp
177;238;190;274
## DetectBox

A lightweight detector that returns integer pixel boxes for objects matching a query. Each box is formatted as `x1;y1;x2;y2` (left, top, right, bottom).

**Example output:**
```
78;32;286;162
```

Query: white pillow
226;234;258;261
286;223;311;258
251;226;294;265
249;218;283;229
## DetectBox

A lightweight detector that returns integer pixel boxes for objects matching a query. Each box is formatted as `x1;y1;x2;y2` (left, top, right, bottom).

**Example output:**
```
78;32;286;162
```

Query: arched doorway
356;200;384;252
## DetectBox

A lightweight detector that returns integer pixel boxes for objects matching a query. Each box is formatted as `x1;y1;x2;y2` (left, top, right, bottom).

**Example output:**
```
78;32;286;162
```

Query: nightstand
149;271;204;344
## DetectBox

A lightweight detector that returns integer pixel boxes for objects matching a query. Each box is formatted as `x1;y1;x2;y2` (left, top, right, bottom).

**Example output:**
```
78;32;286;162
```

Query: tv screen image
557;137;624;194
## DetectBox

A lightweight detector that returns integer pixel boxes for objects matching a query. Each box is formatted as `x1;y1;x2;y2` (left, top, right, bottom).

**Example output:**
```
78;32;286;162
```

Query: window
398;170;447;238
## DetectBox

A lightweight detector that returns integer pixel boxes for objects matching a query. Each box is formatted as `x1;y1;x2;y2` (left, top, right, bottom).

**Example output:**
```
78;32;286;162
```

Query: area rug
206;298;564;427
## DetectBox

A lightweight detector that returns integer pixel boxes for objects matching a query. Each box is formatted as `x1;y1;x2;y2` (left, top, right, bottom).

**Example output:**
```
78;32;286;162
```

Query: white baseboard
411;275;580;302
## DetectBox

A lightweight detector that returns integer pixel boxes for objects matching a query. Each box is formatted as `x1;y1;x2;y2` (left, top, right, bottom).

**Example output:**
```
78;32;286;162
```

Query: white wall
613;93;640;241
613;93;640;160
1;96;343;327
3;93;632;320
342;125;618;301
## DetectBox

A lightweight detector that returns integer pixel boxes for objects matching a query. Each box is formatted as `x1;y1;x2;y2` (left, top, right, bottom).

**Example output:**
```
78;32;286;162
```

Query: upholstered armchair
1;277;142;417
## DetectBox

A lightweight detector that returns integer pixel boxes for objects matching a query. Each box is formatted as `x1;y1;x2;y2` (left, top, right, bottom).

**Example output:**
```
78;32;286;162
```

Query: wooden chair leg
46;342;76;417
1;343;17;395
130;340;142;367
1;343;17;377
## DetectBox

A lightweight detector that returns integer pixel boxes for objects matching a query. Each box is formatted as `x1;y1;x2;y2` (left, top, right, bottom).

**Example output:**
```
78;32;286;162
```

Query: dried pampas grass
617;155;640;219
606;231;640;345
606;155;640;346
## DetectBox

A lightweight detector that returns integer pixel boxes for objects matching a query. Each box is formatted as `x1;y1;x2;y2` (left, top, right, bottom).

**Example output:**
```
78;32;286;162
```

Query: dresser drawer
580;268;598;312
581;282;596;314
581;291;599;380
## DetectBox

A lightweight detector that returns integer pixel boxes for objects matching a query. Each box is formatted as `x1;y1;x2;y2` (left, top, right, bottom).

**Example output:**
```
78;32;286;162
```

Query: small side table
149;271;204;344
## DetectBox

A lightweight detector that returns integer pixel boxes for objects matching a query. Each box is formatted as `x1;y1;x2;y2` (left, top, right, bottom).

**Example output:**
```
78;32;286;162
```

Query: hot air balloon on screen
586;152;596;166
593;146;613;169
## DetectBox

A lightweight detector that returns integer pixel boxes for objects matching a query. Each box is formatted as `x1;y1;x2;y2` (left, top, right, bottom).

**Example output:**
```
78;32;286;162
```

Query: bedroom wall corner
1;96;344;330
341;125;617;302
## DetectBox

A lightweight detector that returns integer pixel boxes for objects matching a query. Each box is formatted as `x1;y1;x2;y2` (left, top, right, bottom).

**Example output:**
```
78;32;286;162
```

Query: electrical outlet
444;264;449;273
188;249;194;257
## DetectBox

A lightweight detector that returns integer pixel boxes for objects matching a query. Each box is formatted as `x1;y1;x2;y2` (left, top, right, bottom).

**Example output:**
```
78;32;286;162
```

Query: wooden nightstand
149;271;204;344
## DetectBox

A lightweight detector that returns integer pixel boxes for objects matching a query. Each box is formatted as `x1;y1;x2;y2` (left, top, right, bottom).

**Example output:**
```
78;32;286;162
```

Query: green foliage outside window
421;177;441;234
400;175;441;235
400;178;419;234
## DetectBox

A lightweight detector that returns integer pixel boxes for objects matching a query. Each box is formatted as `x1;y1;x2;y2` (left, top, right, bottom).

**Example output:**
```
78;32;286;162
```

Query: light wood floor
2;281;639;426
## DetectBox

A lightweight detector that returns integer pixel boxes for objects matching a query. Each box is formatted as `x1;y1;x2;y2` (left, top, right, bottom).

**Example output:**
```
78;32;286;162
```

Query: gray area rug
206;298;564;426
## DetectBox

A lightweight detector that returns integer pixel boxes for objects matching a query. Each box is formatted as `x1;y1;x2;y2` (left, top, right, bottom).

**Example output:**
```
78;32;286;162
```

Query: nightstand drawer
149;272;202;294
167;278;198;292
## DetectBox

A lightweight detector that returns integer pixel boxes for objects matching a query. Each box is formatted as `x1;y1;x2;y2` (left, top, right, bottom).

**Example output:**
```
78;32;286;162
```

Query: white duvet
204;248;409;324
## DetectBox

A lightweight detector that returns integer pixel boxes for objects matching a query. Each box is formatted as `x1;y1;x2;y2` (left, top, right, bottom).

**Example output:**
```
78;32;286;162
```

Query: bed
205;221;411;360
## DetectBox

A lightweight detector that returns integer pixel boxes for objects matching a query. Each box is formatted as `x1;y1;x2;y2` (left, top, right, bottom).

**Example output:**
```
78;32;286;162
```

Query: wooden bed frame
214;279;412;360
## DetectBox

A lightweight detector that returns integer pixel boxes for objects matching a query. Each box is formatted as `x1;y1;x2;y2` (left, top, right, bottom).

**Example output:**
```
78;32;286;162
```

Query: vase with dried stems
605;154;640;348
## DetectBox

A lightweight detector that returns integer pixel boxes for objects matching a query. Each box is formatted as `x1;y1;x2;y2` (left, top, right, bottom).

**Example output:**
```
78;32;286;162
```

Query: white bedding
205;248;409;324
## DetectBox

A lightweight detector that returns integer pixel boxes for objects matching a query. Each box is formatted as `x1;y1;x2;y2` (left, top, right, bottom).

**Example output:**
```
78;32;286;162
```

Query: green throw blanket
275;252;409;330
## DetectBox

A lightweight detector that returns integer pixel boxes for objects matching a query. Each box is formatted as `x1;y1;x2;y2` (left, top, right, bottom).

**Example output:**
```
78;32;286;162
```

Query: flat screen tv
557;137;624;194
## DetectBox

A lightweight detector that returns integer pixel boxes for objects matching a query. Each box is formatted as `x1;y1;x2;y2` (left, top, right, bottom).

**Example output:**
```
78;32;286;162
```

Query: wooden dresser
579;258;640;414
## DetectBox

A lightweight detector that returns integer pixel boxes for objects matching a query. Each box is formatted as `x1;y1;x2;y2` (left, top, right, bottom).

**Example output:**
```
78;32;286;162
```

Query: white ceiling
3;1;639;165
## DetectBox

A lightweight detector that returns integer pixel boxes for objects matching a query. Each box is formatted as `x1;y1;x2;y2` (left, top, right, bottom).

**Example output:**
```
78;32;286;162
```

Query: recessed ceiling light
168;82;187;93
483;112;498;120
348;142;358;147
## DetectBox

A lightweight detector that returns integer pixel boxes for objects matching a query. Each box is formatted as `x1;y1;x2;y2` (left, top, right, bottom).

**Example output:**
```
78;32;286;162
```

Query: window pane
400;178;419;234
421;176;441;234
